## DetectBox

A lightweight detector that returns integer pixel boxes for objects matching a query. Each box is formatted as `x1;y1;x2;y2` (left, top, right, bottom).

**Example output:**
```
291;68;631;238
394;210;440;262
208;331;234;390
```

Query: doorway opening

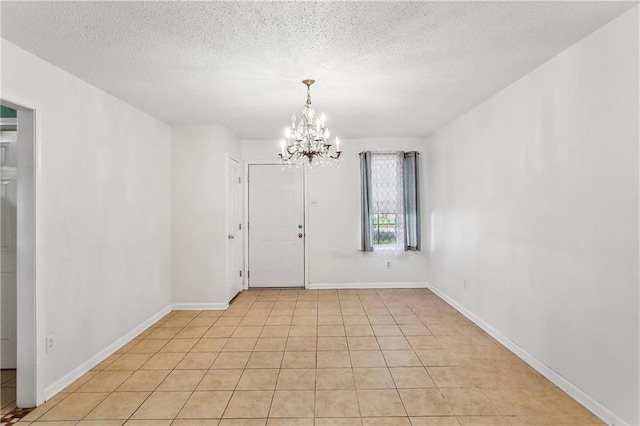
0;99;40;411
1;105;18;413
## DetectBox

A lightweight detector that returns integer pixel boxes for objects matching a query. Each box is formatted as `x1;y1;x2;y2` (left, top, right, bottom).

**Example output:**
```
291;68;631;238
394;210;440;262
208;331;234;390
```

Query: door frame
243;161;309;289
225;154;242;301
1;95;45;407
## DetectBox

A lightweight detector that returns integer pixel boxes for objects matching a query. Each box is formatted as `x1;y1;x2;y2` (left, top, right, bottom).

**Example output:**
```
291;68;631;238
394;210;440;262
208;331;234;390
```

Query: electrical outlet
46;334;55;353
386;260;391;269
463;279;468;290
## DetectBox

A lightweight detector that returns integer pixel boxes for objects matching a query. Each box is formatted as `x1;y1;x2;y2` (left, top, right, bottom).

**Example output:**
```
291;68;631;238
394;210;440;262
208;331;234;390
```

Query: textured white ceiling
1;1;635;139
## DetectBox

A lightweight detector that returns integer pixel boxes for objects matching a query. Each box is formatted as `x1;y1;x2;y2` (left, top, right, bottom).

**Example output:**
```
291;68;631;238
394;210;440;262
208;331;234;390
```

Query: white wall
171;125;241;306
1;40;172;399
425;8;638;425
242;138;429;287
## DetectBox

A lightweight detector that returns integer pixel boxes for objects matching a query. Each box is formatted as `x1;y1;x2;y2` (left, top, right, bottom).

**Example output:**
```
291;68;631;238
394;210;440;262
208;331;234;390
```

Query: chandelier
278;79;342;165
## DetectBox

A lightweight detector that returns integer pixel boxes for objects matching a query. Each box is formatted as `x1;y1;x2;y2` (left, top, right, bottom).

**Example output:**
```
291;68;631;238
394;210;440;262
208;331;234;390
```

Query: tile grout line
107;309;213;423
172;307;229;422
218;291;265;421
119;309;193;424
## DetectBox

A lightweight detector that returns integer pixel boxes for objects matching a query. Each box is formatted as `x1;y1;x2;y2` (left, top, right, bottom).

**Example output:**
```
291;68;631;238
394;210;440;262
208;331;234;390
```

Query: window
360;151;420;254
372;213;399;246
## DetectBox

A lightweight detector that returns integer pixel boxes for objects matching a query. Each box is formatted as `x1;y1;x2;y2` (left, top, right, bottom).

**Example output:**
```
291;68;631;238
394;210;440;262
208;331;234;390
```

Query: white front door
0;128;17;368
227;157;243;302
248;165;304;287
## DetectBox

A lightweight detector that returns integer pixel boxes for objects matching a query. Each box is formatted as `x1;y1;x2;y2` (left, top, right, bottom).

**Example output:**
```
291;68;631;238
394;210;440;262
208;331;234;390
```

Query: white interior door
248;165;304;287
227;158;243;301
0;128;17;368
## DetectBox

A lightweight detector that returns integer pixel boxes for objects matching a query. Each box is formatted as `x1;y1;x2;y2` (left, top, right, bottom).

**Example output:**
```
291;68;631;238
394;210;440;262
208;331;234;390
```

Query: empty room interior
0;1;638;425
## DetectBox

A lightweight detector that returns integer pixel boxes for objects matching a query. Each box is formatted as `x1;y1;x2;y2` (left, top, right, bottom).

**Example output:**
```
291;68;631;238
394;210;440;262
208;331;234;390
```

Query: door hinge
248;271;250;278
239;270;242;277
238;177;241;184
238;223;241;230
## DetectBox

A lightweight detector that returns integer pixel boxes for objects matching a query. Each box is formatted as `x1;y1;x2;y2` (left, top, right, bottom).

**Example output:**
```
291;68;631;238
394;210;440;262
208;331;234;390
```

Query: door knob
228;234;235;240
298;224;303;229
298;233;304;238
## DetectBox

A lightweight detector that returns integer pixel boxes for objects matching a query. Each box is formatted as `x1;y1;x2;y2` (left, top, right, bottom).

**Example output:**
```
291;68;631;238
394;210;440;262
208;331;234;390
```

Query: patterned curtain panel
371;152;405;255
403;151;421;251
360;151;420;254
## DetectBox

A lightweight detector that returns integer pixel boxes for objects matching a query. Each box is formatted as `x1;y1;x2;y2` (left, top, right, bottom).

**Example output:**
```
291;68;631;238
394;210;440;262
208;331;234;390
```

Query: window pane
373;213;398;245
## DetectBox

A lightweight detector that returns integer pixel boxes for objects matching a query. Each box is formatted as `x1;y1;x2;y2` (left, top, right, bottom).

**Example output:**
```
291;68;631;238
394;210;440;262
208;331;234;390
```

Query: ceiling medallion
279;79;342;165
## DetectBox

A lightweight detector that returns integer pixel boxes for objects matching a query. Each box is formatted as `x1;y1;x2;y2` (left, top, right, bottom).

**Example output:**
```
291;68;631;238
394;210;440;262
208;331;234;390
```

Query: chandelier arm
279;151;293;162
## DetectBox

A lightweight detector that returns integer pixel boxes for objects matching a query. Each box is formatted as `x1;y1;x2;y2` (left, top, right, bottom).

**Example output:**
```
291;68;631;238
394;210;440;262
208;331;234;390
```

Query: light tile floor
19;288;603;425
1;369;17;416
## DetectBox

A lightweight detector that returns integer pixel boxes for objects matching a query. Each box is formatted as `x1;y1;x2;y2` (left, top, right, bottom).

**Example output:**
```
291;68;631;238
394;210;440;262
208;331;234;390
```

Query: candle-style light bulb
285;127;291;138
335;136;341;151
320;113;326;126
280;140;286;155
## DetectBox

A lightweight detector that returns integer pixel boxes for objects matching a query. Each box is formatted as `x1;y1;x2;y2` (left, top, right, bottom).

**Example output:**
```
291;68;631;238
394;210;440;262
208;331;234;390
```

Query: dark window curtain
359;151;374;251
403;151;421;251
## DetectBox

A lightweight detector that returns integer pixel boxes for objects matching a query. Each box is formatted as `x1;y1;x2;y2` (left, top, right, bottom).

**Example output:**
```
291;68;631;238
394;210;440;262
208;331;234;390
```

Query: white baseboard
43;304;172;400
307;282;428;290
171;302;229;310
42;301;231;403
426;282;627;426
